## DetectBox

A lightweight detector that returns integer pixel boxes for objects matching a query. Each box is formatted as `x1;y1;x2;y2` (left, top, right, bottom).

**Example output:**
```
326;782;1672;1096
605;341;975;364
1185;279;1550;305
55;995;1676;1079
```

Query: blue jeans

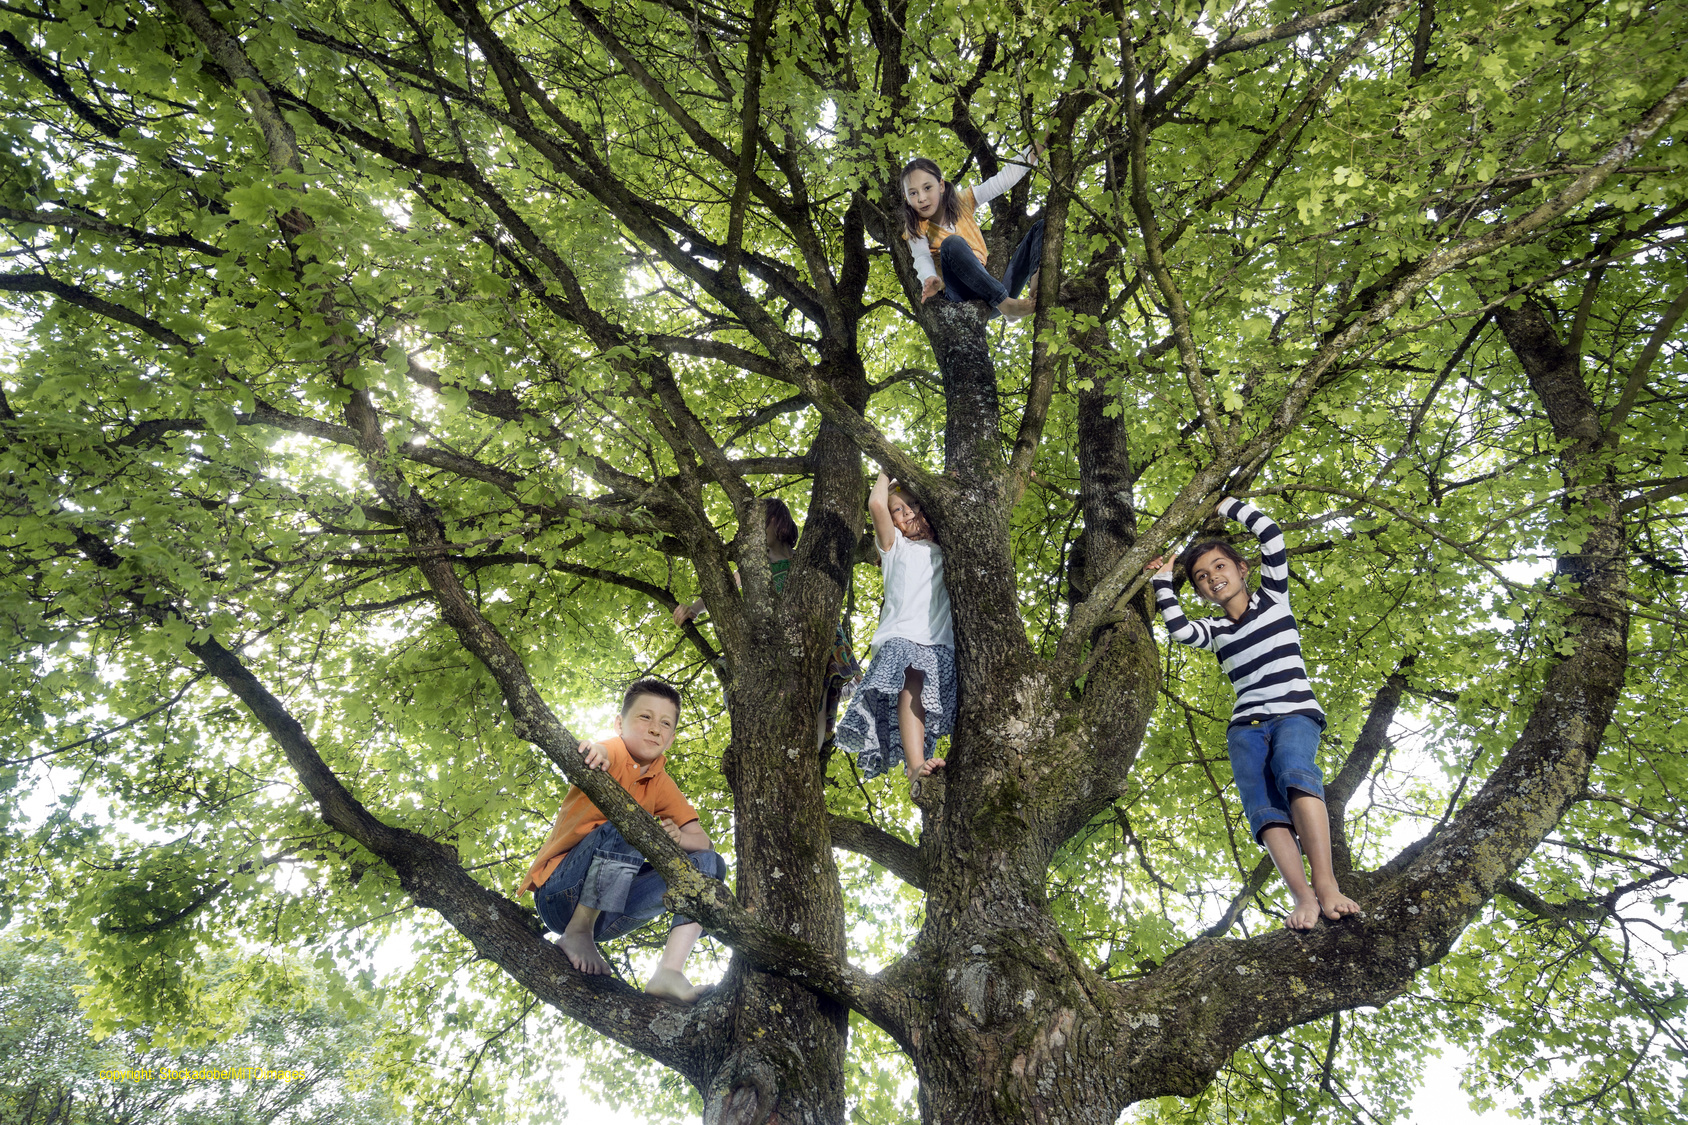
1225;714;1326;843
939;217;1045;305
534;821;728;941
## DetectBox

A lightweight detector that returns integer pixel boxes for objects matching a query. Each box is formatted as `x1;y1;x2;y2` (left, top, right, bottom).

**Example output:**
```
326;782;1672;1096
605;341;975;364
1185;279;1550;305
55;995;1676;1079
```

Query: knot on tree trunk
705;1053;780;1125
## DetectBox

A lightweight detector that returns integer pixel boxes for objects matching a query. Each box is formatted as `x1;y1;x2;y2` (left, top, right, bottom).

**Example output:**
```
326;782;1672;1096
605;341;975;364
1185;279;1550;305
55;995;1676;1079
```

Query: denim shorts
1225;714;1326;842
534;820;728;941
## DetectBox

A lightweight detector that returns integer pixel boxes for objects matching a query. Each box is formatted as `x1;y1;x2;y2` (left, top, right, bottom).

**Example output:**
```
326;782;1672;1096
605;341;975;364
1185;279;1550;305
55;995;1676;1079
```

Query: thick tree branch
63;526;729;1076
827;815;925;889
723;0;777;271
1007;91;1091;500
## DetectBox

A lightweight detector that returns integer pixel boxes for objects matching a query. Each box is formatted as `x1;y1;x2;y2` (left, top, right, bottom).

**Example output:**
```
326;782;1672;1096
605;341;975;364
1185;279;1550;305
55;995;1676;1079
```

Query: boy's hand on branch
660;817;685;844
577;739;610;772
1145;555;1174;577
921;277;943;302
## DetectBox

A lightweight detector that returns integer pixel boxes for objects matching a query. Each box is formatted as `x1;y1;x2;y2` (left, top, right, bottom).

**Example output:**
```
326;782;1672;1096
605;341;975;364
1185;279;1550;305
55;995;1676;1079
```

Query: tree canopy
1;0;1685;1121
0;937;402;1125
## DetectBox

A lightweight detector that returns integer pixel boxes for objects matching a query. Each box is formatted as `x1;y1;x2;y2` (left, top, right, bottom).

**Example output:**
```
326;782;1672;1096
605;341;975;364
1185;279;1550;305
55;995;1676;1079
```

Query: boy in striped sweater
1147;498;1361;931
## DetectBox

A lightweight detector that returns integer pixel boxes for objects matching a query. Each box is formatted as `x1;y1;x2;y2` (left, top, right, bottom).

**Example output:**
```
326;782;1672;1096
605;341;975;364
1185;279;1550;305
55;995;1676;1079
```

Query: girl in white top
835;473;958;784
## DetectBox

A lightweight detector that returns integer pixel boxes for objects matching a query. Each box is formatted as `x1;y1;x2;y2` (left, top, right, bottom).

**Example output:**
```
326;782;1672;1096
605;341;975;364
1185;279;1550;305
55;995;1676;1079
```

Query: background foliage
0;0;1684;1120
0;938;401;1124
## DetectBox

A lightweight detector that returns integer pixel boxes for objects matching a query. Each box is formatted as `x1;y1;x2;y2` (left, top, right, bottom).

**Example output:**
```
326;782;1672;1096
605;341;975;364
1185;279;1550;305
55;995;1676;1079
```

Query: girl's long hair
900;157;963;240
763;497;799;550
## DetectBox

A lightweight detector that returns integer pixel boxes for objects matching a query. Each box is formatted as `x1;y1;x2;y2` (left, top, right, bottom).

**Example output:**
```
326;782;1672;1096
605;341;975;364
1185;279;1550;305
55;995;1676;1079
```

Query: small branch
1494;879;1606;923
1199;855;1275;939
0;203;225;256
1144;0;1399;117
1603;283;1688;443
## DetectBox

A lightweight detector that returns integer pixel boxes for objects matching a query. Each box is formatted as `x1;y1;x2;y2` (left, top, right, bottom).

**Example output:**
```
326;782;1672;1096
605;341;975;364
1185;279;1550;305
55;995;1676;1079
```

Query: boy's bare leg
646;921;708;1004
556;905;611;974
1259;825;1323;930
1290;790;1361;921
898;668;944;781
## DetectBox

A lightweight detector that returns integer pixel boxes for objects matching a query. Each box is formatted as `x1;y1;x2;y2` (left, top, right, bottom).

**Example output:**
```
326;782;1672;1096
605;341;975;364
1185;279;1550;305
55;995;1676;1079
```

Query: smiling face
615;693;680;765
1189;546;1250;615
902;167;946;221
888;491;932;542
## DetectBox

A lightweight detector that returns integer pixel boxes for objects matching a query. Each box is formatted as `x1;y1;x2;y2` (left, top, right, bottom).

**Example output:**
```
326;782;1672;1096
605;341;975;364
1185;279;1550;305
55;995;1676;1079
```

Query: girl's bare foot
646;967;707;1004
1285;891;1322;931
904;756;946;782
555;930;611;974
997;296;1036;321
1315;879;1361;921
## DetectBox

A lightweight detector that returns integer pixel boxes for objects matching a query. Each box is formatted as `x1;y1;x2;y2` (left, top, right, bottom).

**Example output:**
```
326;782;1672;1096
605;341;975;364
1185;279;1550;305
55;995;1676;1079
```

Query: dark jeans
534;820;728;941
939;216;1045;305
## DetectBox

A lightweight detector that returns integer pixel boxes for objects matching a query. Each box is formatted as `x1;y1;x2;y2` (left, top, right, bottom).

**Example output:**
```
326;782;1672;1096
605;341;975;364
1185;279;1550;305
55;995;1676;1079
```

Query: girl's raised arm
1146;553;1213;651
1219;497;1290;596
868;472;898;552
970;143;1044;207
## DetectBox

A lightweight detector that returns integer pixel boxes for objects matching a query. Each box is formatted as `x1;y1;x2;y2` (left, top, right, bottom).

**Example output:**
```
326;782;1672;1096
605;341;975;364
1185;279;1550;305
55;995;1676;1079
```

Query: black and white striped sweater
1152;499;1325;729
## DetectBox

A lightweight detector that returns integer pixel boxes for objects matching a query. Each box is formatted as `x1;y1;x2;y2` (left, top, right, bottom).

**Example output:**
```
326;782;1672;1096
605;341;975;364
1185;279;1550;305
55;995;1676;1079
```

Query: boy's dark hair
621;678;682;717
763;497;799;550
1178;539;1248;578
900;157;963;240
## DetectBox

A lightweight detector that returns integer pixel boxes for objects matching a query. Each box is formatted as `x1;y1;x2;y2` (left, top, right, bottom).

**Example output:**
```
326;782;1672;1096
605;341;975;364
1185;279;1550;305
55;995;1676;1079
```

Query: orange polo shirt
911;187;988;278
519;736;700;896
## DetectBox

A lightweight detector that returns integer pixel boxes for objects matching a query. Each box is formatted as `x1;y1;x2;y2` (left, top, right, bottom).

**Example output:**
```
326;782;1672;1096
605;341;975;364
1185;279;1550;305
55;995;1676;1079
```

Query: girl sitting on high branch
901;142;1049;322
1146;497;1361;931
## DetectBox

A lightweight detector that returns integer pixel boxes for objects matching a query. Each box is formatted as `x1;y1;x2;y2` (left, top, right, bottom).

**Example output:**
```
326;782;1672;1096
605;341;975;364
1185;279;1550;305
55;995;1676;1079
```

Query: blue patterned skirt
836;638;957;780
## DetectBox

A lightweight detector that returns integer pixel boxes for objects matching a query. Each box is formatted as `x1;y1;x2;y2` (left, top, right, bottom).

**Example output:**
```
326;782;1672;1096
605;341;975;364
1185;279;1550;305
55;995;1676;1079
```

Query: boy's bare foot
555;930;611;975
1285;891;1322;931
1314;880;1361;921
997;296;1036;321
645;967;708;1004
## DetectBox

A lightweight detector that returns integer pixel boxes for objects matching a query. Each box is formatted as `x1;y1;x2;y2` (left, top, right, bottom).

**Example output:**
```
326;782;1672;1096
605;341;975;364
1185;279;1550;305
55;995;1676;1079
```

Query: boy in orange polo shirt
521;679;726;1004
